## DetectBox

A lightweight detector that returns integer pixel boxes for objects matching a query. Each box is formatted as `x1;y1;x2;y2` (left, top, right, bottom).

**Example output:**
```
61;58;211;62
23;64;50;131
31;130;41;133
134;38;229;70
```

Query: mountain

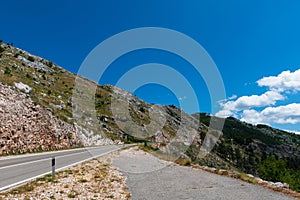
193;114;300;172
0;41;299;191
192;113;300;191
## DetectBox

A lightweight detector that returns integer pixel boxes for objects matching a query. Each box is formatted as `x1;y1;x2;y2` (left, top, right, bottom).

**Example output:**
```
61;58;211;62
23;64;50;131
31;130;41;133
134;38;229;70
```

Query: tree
258;156;300;192
258;156;287;181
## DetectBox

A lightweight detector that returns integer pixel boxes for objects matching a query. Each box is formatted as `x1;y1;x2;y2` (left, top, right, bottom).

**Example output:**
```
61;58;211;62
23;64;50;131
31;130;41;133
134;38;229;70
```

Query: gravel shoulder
112;147;296;200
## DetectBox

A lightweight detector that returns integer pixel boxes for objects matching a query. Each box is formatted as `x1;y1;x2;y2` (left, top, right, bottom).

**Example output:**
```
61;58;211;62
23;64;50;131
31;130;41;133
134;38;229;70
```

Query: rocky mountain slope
192;114;300;171
0;82;81;155
0;41;116;155
192;114;300;191
0;40;299;191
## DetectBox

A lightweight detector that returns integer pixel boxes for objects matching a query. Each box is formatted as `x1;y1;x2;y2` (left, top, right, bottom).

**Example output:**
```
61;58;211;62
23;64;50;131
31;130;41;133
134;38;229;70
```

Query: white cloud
215;109;236;118
239;109;264;125
217;95;236;105
241;103;300;125
257;69;300;92
285;130;300;135
216;68;300;131
216;91;284;116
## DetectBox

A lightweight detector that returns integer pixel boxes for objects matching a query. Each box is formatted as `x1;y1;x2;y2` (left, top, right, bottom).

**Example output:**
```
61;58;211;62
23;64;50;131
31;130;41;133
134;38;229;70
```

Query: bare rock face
0;83;82;155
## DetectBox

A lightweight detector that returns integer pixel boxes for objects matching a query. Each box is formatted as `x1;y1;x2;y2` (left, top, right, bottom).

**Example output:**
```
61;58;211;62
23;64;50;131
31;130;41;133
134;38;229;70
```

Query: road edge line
0;145;129;192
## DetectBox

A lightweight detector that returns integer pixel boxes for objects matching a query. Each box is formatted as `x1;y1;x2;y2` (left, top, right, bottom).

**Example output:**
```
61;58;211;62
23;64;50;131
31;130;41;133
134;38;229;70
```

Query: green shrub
26;73;32;79
258;156;286;181
27;56;35;62
175;157;192;166
0;46;4;53
47;61;53;67
259;156;300;192
139;107;146;113
68;193;76;198
4;67;11;75
237;173;257;184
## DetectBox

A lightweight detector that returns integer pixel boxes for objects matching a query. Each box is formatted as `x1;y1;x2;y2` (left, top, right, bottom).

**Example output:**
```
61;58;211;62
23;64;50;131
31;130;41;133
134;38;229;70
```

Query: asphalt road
113;147;295;200
0;144;128;191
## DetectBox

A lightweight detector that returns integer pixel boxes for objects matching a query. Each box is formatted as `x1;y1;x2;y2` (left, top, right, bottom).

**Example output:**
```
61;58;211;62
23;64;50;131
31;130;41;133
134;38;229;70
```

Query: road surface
112;147;295;200
0;144;128;191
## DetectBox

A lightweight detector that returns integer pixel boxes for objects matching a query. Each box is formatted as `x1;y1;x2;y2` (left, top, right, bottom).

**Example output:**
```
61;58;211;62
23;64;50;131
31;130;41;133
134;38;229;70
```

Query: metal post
52;157;55;178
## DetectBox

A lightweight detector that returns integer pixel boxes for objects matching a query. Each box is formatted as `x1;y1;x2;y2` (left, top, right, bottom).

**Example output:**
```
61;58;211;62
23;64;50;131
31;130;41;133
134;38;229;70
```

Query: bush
139;107;146;113
259;156;300;192
27;56;35;62
0;46;4;53
26;73;31;79
258;156;287;181
4;67;11;75
47;61;53;67
67;193;76;198
175;157;192;166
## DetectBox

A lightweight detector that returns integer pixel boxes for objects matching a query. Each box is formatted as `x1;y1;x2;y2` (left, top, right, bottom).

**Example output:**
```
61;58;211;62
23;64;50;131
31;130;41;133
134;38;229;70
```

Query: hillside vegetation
193;113;300;191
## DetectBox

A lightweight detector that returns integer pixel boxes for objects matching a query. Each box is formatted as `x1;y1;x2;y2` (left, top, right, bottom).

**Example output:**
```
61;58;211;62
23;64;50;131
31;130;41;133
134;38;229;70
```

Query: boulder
14;82;32;93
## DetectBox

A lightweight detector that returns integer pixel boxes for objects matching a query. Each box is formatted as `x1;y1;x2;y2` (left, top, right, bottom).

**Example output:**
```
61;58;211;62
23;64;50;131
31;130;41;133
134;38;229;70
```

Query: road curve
112;147;295;200
0;144;129;191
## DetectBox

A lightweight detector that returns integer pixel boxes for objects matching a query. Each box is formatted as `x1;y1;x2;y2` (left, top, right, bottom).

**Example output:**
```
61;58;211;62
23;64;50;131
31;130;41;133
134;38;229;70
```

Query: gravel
112;147;296;200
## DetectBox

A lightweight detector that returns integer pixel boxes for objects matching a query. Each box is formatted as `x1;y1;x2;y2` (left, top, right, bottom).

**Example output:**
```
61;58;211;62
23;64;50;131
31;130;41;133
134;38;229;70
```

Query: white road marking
0;146;105;161
0;145;129;192
0;149;91;170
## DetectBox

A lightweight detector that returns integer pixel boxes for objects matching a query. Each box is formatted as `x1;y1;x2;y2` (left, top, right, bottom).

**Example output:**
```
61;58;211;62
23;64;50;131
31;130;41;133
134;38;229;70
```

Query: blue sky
1;1;300;133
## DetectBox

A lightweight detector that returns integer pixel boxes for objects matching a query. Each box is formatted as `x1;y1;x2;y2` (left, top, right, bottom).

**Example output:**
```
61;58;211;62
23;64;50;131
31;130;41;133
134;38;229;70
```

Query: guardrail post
52;157;55;178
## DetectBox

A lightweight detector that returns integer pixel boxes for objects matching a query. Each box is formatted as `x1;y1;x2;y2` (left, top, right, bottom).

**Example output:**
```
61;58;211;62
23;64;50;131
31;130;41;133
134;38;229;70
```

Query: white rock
49;103;62;110
269;181;275;185
0;99;5;106
274;182;284;187
210;167;217;172
247;174;254;178
14;82;32;93
283;183;289;188
17;55;53;73
254;177;263;183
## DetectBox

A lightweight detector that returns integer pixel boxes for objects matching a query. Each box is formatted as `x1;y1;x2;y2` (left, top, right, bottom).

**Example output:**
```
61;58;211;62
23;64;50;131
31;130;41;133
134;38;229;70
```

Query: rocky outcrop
74;123;117;146
16;53;54;73
0;82;118;155
14;82;32;94
0;83;82;155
